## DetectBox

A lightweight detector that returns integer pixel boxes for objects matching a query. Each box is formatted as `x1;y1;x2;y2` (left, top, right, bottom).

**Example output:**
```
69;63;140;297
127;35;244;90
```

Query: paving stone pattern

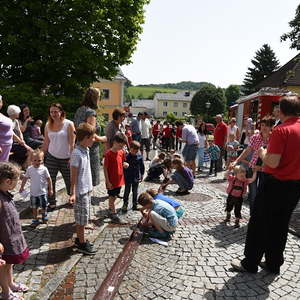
9;155;300;300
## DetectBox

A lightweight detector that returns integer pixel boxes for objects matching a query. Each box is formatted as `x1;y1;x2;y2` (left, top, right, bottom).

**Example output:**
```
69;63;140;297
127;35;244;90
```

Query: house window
183;102;188;108
182;112;186;117
173;112;178;116
163;102;168;107
102;89;110;100
173;102;178;107
163;111;167;116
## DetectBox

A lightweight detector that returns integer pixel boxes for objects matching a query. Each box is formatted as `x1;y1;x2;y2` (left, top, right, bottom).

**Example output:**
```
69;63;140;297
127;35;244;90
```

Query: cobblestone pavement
9;154;300;300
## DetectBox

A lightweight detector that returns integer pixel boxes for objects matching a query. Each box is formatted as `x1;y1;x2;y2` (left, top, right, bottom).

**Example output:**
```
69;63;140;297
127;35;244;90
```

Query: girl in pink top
224;165;257;228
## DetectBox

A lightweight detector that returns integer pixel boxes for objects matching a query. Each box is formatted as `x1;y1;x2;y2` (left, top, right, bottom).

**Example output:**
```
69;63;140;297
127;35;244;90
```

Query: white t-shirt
141;119;152;139
198;134;206;148
48;119;73;159
25;165;50;197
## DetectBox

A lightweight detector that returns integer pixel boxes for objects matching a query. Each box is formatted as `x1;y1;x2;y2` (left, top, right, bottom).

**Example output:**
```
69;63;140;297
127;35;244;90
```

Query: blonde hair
234;165;246;175
0;162;21;184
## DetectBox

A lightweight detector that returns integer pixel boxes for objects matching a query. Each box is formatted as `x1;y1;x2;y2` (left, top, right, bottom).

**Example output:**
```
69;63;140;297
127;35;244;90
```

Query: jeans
242;175;300;273
123;182;139;206
209;160;218;175
217;146;225;172
175;138;182;151
197;147;205;169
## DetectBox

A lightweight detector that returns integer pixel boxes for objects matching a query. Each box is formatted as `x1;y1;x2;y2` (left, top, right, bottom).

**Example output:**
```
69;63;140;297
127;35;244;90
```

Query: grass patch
127;86;179;99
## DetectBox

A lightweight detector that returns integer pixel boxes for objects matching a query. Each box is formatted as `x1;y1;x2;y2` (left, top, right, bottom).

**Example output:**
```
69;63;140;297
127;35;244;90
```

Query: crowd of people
0;89;300;299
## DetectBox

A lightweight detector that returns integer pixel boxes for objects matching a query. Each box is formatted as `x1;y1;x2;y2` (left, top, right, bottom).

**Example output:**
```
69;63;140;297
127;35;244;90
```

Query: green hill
127;86;179;99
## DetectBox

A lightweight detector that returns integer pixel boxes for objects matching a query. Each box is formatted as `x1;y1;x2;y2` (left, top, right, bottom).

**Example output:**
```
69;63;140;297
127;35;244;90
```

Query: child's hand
123;162;129;169
106;182;113;190
0;259;6;267
69;194;76;205
0;243;4;254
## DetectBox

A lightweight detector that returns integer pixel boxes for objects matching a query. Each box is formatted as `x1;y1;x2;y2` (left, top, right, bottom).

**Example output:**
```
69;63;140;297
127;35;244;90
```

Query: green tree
190;84;226;122
0;0;149;96
225;85;241;107
166;112;177;123
281;4;300;49
243;44;280;95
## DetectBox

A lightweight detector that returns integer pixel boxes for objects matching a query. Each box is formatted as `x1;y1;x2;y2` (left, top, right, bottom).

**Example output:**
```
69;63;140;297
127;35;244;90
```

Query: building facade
92;70;127;120
153;91;195;118
130;99;154;116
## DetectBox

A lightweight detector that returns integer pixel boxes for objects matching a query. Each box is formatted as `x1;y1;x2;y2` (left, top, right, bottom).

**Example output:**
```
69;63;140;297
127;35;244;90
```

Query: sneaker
76;242;96;255
231;259;248;272
259;261;280;275
111;214;122;224
121;204;128;213
224;214;231;223
31;219;39;224
42;214;48;223
117;194;123;199
175;189;189;196
234;221;240;228
132;205;139;211
75;238;93;247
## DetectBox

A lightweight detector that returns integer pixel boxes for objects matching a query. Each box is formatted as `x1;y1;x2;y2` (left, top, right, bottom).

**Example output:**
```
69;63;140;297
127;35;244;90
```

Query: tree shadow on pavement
203;270;277;299
203;223;247;248
91;195;108;205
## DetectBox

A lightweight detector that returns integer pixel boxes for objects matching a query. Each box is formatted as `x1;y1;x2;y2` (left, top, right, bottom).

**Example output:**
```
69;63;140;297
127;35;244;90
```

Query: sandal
85;224;95;230
1;292;24;300
10;283;29;293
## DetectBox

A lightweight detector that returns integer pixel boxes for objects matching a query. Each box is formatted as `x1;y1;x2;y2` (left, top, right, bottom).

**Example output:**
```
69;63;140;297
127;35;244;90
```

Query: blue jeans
197;147;205;168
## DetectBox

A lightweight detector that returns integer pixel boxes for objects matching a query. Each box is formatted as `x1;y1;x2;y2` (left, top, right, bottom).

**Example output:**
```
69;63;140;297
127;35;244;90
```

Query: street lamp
205;101;211;121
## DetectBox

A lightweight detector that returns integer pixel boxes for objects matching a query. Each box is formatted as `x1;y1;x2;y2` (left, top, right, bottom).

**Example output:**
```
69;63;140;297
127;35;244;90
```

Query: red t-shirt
152;123;160;136
104;149;125;188
163;127;172;138
264;117;300;180
176;127;182;138
214;122;228;147
125;129;132;146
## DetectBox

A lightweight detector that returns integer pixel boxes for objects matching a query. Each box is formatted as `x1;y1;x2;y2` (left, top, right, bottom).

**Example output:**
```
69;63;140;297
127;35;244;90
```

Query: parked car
205;123;215;134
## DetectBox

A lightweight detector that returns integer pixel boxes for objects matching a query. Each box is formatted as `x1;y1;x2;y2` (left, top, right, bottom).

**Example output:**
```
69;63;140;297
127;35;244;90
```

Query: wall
92;80;124;120
156;100;191;117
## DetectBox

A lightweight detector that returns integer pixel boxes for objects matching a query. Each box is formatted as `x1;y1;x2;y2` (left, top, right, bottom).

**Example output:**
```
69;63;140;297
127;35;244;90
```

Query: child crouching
70;123;96;255
225;165;257;228
138;192;178;239
159;158;194;195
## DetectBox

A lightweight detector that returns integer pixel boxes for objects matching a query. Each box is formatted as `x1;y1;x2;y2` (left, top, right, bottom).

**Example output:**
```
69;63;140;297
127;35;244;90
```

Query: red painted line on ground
93;226;143;300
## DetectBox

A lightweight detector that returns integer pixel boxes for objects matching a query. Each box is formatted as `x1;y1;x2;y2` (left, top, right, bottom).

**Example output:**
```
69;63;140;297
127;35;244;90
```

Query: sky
122;0;299;88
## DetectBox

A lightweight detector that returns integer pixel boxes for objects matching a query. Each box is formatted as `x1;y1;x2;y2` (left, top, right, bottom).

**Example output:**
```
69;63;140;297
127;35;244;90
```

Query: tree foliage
281;4;300;49
0;0;149;96
190;84;226;121
225;85;241;107
243;44;280;95
137;81;211;90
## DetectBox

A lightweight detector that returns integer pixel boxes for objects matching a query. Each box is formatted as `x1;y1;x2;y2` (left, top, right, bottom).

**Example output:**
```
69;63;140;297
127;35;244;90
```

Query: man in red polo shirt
231;96;300;275
214;114;228;171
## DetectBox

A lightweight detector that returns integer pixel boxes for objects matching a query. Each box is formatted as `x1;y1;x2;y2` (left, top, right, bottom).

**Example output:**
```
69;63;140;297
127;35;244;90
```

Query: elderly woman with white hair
0;95;14;162
7;105;33;168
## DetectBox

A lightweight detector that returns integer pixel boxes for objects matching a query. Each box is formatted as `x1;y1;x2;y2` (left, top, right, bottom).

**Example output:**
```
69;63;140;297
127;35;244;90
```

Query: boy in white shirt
20;149;53;224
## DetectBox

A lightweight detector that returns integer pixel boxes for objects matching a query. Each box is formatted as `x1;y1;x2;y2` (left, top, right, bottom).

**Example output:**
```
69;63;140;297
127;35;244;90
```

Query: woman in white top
197;122;208;172
43;103;75;209
227;118;240;142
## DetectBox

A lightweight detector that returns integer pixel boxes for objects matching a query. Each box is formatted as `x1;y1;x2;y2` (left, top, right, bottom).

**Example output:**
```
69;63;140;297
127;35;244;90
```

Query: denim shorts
30;194;48;209
182;144;198;161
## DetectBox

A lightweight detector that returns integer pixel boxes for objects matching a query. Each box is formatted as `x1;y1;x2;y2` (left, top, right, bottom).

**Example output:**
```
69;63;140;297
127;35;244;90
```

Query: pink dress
0;113;13;161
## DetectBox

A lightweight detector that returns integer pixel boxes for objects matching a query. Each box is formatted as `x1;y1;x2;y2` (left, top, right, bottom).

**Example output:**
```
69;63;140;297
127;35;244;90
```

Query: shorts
74;192;91;226
2;247;30;265
108;187;121;197
30;194;48;209
150;211;177;232
140;138;150;152
182;144;198;161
